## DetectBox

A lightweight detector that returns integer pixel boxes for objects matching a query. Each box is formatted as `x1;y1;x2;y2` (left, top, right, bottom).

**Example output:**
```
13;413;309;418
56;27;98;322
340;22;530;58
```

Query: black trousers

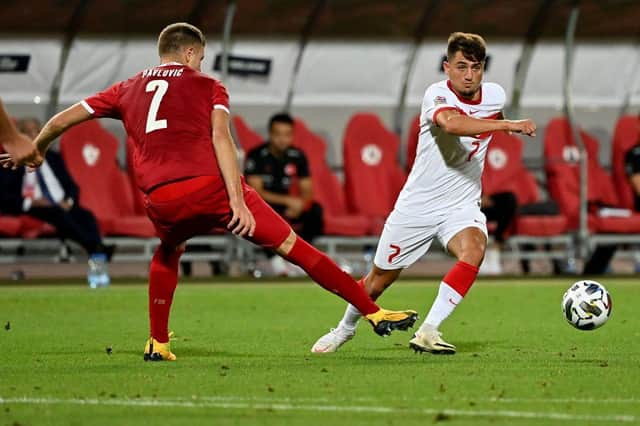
289;202;324;243
481;192;517;243
27;205;103;255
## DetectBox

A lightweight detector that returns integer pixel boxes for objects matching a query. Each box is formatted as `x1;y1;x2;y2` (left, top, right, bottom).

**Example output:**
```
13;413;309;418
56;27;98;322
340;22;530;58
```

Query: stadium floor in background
1;256;639;281
1;279;639;425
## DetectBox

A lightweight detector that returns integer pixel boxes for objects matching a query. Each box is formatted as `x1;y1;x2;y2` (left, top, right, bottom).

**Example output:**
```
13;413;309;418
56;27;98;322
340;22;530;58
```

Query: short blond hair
158;22;205;56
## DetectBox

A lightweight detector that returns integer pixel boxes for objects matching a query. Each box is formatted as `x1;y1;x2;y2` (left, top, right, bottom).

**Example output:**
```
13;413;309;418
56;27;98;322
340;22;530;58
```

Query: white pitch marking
0;396;636;423
191;394;640;405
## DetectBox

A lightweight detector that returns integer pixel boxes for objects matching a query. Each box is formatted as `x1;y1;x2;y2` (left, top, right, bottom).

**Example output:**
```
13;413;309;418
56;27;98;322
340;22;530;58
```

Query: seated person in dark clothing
244;113;324;275
480;191;517;274
0;118;113;272
625;144;640;212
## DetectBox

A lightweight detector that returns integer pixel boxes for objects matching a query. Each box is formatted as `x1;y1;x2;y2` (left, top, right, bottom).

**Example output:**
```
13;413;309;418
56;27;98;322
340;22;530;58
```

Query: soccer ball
561;280;612;330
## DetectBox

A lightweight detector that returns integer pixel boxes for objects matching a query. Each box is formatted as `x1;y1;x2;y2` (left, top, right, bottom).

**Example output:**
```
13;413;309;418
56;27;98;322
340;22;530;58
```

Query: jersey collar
158;61;184;67
447;80;482;105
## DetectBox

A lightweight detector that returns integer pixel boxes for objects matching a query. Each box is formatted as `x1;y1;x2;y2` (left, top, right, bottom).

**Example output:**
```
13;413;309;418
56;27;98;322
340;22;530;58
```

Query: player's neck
159;57;187;66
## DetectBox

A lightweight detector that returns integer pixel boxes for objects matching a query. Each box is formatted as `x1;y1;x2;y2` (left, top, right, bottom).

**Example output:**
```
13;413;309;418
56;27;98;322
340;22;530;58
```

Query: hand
284;197;305;219
0;133;44;170
228;198;256;237
481;195;494;208
31;198;52;208
59;200;74;211
506;119;536;137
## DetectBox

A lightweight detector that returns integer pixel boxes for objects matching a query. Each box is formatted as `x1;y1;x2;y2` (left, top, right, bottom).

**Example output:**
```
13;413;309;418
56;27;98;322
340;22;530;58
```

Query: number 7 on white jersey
145;80;168;133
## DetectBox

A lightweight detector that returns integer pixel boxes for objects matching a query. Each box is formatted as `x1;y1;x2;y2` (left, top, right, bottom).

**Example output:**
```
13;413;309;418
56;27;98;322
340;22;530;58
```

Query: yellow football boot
143;337;177;361
365;309;419;336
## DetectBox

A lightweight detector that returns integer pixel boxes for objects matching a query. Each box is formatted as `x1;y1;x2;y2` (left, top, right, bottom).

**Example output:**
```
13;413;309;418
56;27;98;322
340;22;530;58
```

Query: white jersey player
312;32;536;354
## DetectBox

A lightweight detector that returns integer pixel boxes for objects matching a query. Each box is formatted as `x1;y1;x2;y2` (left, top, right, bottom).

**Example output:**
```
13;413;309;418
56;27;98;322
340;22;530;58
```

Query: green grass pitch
1;278;639;425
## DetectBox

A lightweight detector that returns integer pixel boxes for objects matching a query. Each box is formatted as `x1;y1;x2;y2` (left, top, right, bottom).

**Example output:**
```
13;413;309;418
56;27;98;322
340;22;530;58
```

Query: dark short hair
447;32;486;63
269;113;294;130
158;23;206;56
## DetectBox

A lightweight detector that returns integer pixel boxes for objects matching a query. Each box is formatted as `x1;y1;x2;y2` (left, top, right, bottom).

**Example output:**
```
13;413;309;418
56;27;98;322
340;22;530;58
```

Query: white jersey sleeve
421;84;458;128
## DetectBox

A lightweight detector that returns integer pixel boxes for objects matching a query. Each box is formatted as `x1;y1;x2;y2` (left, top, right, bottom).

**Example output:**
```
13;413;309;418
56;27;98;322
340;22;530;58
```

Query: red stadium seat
232;115;263;153
343;113;406;223
18;215;56;239
544;117;640;233
406;114;420;172
292;119;372;236
611;115;640;210
125;137;147;215
60;121;155;237
0;215;23;237
483;131;567;236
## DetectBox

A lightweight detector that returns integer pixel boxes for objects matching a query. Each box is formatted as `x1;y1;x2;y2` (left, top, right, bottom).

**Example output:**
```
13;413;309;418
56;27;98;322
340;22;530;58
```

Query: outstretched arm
32;104;92;157
0;103;91;169
211;109;256;237
436;109;536;137
0;98;20;145
0;98;35;166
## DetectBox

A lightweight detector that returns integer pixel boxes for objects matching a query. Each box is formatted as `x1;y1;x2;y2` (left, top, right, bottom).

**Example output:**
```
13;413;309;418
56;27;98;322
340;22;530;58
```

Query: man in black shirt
245;113;324;250
625;144;640;211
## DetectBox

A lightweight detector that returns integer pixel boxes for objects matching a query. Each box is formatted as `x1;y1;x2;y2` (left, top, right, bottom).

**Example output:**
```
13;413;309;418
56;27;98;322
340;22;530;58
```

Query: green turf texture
1;278;639;426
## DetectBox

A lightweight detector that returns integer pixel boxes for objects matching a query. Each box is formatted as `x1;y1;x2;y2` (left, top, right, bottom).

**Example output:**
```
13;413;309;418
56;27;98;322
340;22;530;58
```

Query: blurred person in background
0;118;113;282
480;191;517;274
244;113;324;275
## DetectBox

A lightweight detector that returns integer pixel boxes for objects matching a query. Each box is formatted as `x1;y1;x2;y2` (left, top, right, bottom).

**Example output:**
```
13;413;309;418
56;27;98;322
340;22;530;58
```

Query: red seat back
343;113;406;217
125;136;147;215
482;132;540;205
406;114;420;172
544;117;619;229
232;115;263;153
611;115;640;210
292;119;349;216
60;121;132;220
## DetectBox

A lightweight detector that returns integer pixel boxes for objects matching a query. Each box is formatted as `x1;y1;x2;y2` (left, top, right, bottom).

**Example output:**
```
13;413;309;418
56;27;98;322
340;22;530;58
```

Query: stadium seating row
0;113;638;245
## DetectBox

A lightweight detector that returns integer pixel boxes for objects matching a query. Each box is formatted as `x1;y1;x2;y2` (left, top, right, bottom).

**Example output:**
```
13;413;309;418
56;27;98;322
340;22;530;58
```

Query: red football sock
148;244;184;343
442;261;479;297
285;237;379;315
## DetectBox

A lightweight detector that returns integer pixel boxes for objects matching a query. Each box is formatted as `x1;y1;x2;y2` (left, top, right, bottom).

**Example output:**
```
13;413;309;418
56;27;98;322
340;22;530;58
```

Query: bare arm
0;103;92;169
436;109;536;137
0;98;35;168
630;174;640;196
0;98;20;145
211;109;256;237
298;177;314;203
33;104;92;155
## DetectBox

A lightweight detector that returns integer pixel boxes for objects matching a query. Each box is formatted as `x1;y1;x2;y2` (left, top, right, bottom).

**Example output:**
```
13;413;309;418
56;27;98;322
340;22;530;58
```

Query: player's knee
459;246;485;267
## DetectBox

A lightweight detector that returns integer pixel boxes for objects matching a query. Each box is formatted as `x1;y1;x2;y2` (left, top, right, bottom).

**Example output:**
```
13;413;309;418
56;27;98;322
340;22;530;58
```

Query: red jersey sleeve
212;80;230;114
81;82;122;119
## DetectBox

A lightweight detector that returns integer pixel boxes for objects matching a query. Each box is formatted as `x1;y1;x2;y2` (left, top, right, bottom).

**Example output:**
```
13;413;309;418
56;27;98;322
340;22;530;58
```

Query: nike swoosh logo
448;298;458;306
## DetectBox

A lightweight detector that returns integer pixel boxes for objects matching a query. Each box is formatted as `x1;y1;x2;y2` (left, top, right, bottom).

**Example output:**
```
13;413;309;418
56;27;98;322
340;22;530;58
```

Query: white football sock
337;304;361;331
421;282;462;332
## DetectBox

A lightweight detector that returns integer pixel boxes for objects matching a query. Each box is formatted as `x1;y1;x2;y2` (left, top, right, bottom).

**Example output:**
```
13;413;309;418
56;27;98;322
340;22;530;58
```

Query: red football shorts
144;175;292;249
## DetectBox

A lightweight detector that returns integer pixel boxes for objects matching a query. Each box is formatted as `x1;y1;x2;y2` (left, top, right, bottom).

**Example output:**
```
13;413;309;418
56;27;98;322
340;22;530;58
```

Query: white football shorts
373;204;488;270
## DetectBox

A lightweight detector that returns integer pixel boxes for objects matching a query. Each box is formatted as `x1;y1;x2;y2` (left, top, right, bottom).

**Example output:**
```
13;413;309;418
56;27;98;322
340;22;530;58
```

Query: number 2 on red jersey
145;80;168;133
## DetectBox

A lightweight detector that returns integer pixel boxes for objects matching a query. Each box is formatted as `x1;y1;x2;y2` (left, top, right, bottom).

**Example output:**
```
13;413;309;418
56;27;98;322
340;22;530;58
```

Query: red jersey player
0;23;417;361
